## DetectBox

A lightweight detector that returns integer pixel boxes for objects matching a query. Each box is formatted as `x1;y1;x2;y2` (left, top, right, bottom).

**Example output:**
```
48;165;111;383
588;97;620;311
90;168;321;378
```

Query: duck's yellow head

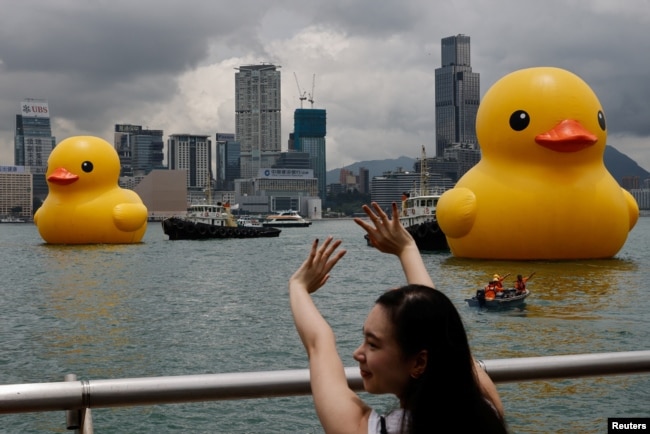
46;136;121;193
476;67;607;166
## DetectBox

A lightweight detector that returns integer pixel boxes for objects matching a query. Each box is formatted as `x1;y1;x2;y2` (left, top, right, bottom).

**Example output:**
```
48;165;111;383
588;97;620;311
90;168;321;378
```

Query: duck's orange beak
48;167;79;185
535;119;598;153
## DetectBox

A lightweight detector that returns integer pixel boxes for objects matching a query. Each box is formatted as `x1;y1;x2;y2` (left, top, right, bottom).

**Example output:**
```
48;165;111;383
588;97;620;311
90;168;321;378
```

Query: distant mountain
327;145;650;185
604;146;650;183
326;156;418;184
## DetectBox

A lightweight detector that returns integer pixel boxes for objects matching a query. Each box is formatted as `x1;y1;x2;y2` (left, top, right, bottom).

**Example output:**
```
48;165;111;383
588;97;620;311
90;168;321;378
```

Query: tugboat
162;202;281;240
398;146;448;251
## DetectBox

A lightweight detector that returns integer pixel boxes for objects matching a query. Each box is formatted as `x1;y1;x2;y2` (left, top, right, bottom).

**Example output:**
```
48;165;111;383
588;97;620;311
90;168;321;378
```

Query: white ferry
262;210;312;228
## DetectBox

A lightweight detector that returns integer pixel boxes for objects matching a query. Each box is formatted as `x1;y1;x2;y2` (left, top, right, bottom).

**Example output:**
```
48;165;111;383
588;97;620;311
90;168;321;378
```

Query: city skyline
1;2;649;172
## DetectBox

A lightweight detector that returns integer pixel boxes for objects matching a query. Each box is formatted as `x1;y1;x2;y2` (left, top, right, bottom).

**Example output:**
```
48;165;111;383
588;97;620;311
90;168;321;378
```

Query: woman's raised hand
354;202;416;256
289;236;347;294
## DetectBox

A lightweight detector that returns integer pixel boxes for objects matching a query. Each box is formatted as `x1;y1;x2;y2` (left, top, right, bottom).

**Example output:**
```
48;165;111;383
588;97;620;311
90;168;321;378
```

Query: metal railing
1;350;649;433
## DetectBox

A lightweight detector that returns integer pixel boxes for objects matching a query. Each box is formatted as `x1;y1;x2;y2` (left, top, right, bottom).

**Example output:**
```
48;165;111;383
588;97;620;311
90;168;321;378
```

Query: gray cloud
1;0;649;171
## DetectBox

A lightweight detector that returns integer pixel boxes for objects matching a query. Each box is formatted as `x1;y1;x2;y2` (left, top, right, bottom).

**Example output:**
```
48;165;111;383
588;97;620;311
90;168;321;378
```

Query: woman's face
353;304;415;398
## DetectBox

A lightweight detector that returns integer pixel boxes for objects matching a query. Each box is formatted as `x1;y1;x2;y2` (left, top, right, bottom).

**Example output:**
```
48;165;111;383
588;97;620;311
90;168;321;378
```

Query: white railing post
64;374;93;434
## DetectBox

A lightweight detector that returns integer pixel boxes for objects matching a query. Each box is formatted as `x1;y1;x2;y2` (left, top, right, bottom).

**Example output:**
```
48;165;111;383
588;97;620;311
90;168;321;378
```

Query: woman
289;202;507;434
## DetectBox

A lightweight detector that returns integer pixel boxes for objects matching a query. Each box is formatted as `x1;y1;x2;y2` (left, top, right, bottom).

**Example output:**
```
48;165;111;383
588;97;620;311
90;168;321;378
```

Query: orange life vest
515;280;526;292
484;284;498;300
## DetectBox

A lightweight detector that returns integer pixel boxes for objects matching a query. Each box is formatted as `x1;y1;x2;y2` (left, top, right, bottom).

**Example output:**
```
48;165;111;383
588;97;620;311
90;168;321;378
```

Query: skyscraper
0;166;33;220
14;98;56;200
434;34;480;157
235;64;282;179
215;133;240;191
292;108;326;201
167;134;212;197
114;124;165;177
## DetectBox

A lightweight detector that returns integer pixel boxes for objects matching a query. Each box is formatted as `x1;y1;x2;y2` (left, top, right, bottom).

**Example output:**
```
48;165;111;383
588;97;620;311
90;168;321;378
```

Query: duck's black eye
509;110;530;131
597;110;606;131
81;161;94;173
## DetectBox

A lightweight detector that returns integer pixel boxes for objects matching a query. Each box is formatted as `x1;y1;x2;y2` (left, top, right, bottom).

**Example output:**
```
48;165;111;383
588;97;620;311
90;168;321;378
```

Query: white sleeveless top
367;399;498;433
368;409;405;434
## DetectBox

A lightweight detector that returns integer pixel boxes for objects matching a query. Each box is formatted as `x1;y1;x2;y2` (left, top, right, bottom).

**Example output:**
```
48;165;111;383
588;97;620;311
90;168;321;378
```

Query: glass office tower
215;133;240;191
114;124;164;177
292;108;326;201
14;99;56;200
434;34;480;157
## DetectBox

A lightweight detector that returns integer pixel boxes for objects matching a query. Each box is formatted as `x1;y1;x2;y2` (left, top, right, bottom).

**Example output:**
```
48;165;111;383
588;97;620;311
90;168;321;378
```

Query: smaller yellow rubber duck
437;67;639;260
34;136;148;244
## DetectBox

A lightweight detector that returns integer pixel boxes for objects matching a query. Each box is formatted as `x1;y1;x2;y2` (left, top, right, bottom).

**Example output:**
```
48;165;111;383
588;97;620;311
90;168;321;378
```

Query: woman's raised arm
288;237;370;434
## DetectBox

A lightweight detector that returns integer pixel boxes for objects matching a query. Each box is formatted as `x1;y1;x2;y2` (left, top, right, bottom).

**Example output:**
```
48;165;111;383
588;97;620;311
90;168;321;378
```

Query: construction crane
293;72;307;108
307;73;316;108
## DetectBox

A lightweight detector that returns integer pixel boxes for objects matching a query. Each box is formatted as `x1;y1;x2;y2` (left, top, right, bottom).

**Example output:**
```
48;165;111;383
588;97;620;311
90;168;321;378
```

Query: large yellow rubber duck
437;67;639;260
34;136;148;244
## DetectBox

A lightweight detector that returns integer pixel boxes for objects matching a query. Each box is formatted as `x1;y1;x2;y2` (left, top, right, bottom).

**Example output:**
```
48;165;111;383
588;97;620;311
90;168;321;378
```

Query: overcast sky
1;0;649;172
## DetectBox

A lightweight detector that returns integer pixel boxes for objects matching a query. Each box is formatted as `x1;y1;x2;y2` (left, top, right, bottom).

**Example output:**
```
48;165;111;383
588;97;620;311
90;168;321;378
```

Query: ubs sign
21;99;50;118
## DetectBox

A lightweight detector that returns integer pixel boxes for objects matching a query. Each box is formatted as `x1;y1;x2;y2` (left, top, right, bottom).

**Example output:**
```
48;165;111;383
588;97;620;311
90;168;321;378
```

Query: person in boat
492;274;510;292
289;202;507;434
515;272;535;295
484;278;500;300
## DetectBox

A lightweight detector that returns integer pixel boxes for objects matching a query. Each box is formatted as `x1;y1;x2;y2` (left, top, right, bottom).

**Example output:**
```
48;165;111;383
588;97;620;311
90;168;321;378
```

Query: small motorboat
465;288;530;308
237;215;263;227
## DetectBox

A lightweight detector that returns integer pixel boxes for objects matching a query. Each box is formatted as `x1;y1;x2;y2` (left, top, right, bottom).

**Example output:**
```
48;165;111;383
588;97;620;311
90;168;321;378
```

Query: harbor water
1;217;649;433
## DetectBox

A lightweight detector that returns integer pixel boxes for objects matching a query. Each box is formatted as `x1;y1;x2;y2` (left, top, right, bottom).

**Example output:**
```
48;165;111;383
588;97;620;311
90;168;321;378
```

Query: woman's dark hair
376;285;508;434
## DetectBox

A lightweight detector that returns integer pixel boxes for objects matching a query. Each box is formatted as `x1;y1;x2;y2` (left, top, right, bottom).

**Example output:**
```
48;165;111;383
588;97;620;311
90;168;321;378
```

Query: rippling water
1;218;649;433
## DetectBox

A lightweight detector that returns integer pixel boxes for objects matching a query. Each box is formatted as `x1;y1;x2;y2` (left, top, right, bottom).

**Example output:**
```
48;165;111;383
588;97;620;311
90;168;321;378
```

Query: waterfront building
291;108;327;201
370;168;454;211
630;189;650;210
215;133;240;191
133;169;187;219
370;170;421;211
339;168;353;185
358;167;370;194
327;183;347;197
435;35;480;157
235;64;282;179
234;168;320;218
167;134;212;203
273;151;312;170
0;166;33;220
621;176;640;190
442;143;481;180
335;168;363;193
630;188;650;210
417;143;482;183
329;167;370;199
114;124;165;177
14;99;56;200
